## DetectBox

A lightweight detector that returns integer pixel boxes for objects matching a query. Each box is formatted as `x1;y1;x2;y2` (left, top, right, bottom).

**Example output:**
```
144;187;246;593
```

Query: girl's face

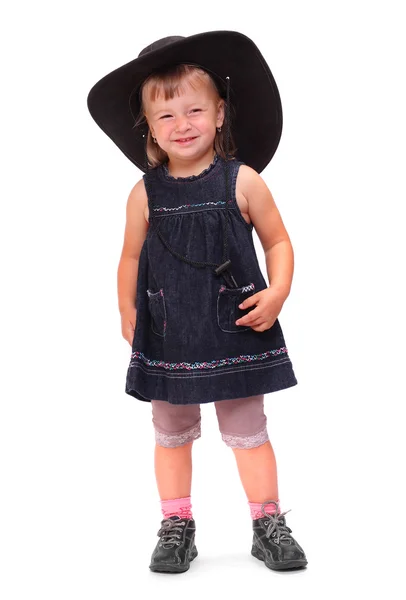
144;78;224;162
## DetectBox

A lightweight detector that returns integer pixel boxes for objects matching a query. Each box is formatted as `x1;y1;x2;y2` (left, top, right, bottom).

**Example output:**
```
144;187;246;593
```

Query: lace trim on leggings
155;421;201;448
221;426;269;449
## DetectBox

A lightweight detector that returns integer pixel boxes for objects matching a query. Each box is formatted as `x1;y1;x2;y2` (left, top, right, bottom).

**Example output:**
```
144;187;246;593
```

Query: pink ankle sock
160;496;193;520
249;500;280;520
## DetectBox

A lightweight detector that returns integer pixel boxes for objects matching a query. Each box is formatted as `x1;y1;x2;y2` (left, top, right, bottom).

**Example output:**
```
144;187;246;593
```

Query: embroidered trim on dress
221;426;269;449
219;283;255;293
147;288;164;297
129;347;289;371
155;422;201;448
152;199;233;212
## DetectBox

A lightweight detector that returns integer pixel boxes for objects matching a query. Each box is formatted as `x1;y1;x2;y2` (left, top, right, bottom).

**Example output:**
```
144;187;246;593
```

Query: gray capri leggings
151;395;269;450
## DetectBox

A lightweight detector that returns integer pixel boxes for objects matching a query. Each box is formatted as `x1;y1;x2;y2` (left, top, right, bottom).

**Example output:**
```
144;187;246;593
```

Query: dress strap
143;168;159;218
228;159;245;208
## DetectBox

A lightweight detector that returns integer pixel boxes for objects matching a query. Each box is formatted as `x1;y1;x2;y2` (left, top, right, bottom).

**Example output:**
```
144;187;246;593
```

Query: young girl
87;31;307;573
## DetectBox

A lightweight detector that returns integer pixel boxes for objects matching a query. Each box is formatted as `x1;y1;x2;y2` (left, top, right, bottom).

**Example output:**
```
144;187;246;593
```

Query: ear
216;100;225;128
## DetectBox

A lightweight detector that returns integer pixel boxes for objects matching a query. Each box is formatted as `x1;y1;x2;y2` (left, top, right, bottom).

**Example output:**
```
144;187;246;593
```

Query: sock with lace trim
249;500;280;520
161;496;193;520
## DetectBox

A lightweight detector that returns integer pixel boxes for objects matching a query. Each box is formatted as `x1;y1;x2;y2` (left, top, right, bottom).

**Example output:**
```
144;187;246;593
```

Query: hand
235;287;286;332
121;307;137;346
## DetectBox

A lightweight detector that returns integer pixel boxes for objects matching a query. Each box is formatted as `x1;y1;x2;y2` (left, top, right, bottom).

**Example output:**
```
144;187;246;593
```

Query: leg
151;400;201;500
149;401;200;574
214;395;279;502
154;443;193;500
215;396;307;570
233;442;278;503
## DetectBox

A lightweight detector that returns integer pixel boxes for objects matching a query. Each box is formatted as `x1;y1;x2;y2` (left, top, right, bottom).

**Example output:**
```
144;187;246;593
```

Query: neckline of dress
161;153;220;182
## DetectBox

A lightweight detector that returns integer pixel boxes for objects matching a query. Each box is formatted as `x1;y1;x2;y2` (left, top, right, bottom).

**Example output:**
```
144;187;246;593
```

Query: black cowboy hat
87;31;282;174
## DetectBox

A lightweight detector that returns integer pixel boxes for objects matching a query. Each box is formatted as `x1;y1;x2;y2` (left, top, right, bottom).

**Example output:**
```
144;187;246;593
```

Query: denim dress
125;155;298;405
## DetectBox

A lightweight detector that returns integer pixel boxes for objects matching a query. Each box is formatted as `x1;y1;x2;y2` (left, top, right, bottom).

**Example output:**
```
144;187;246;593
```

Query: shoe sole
149;548;198;573
251;546;307;570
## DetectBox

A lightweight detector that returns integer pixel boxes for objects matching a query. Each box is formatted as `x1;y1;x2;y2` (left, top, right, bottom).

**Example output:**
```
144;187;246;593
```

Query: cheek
196;118;216;134
155;122;173;138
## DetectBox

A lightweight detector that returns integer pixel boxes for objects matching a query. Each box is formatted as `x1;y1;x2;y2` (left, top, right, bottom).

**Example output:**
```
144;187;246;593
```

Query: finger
127;326;135;345
248;317;267;327
238;294;258;310
236;309;261;326
252;319;276;332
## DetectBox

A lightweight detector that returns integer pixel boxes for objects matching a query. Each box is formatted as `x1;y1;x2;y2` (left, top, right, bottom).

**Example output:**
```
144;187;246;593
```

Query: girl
87;31;307;574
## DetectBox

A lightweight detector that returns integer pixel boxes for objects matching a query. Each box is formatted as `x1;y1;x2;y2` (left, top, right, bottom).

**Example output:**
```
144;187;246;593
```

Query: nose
175;116;191;133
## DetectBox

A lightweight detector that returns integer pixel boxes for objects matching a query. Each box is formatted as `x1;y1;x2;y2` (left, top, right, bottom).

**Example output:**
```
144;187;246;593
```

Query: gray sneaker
251;501;307;570
149;516;198;573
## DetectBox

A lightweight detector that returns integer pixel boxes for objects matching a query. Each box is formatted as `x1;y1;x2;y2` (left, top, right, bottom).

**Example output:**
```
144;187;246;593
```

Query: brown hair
134;64;236;168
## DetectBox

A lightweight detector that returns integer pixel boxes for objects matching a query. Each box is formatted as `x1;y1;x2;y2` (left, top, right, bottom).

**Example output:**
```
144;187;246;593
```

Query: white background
1;1;405;598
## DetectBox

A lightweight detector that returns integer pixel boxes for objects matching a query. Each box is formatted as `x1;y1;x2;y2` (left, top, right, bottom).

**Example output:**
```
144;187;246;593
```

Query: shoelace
261;501;293;545
157;519;186;547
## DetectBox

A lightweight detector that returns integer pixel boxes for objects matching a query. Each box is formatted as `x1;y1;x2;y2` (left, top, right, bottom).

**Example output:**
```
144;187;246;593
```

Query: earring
153;136;157;143
217;127;222;133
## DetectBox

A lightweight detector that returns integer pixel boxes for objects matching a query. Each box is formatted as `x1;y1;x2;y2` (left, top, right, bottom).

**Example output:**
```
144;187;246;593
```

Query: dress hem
125;359;298;404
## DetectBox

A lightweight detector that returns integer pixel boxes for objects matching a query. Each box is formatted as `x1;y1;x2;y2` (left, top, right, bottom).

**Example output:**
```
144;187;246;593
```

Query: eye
160;114;172;119
190;108;202;114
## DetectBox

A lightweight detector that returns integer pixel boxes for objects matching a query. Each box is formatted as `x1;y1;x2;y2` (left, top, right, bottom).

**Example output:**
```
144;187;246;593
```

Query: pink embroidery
249;500;280;520
167;506;193;519
161;496;193;520
130;347;289;371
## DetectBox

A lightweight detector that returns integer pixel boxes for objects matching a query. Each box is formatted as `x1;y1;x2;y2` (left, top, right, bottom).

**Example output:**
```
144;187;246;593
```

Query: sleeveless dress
125;155;298;405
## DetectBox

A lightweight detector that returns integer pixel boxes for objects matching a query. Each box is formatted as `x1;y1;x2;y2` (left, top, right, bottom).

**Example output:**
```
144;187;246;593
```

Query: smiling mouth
174;137;197;142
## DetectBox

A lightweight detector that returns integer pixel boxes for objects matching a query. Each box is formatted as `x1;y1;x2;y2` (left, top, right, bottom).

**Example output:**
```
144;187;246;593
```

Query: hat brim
87;31;282;173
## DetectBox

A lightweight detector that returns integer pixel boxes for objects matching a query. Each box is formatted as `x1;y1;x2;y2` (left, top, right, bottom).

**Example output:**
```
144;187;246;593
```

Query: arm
117;178;149;315
237;165;294;299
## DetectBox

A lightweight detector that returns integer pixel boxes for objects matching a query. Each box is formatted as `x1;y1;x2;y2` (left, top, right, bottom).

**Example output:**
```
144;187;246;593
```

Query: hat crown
138;36;185;58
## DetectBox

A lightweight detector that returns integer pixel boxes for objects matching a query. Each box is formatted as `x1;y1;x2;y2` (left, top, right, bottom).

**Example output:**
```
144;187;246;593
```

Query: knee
151;401;201;448
215;395;269;449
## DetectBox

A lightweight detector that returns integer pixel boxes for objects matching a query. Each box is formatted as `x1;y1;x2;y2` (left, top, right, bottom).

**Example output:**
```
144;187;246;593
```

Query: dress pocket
217;282;256;333
147;288;167;337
